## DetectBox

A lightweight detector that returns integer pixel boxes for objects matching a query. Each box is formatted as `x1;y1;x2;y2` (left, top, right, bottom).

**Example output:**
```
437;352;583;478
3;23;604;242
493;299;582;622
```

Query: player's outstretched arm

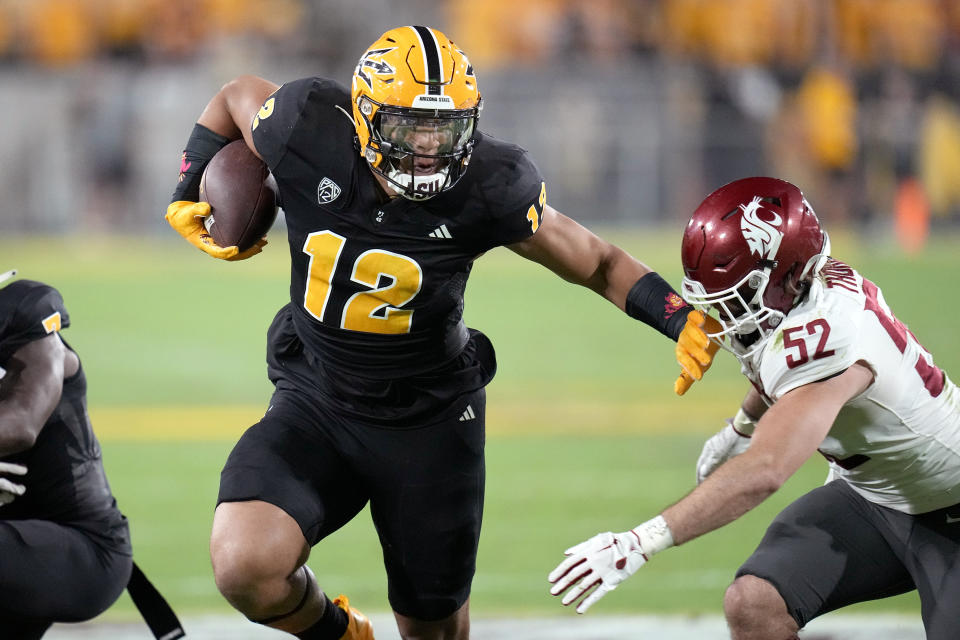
510;205;718;392
549;364;872;613
0;333;67;456
166;75;278;261
509;204;659;312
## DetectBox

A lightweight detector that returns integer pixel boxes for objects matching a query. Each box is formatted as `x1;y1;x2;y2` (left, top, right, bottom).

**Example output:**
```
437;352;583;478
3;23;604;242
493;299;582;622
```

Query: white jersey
739;259;960;514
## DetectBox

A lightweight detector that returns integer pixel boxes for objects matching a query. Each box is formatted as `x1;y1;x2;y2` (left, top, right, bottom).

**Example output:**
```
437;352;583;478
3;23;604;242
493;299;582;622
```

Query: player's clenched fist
675;310;722;395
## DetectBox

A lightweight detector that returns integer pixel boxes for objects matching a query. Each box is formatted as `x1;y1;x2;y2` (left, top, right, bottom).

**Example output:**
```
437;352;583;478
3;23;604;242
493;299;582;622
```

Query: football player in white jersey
548;177;960;639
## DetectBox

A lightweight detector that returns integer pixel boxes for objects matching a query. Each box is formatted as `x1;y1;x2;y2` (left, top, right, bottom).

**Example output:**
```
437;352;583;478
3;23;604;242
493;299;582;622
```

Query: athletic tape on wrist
732;407;757;437
633;515;674;557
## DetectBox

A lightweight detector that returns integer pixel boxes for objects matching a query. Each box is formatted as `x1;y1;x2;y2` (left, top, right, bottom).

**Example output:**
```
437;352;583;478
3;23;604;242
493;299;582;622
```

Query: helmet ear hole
784;267;803;297
782;263;812;299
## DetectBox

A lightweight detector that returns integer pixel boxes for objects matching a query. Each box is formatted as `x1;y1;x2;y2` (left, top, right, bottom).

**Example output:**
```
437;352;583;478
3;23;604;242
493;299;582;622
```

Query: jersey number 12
302;230;423;335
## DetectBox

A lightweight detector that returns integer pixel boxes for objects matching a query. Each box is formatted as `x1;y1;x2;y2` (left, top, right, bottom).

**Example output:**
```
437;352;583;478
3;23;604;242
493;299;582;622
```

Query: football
199;140;278;251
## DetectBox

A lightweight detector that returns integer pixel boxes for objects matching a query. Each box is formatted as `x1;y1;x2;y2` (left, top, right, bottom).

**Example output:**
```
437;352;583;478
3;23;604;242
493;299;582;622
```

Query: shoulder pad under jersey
462;132;547;249
0;280;69;365
759;285;862;400
251;76;353;171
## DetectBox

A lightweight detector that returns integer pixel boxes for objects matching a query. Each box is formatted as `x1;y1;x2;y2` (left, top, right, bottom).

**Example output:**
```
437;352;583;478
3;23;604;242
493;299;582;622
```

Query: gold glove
164;201;266;261
674;310;721;396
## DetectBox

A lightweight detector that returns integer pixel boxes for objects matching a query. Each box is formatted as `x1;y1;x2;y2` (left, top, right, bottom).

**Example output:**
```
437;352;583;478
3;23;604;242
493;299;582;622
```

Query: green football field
3;227;956;622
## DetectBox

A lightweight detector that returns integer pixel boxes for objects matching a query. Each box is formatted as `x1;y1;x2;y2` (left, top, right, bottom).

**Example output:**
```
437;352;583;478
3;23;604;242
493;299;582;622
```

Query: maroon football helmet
680;177;830;355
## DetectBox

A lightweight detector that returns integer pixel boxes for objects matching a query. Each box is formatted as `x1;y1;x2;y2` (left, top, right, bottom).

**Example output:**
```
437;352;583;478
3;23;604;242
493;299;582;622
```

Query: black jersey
252;77;546;380
0;280;128;548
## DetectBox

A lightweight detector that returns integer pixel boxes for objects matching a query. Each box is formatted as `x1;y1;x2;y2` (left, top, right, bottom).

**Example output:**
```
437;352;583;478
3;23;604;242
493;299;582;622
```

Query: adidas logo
458;404;476;421
428;224;453;239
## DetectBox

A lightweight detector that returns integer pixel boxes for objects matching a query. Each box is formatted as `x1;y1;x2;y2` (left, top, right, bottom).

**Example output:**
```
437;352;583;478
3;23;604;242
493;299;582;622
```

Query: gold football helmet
351;25;481;200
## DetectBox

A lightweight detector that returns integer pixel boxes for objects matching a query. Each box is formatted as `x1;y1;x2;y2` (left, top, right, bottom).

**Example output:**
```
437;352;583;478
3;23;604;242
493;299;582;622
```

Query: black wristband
170;123;232;203
625;272;692;341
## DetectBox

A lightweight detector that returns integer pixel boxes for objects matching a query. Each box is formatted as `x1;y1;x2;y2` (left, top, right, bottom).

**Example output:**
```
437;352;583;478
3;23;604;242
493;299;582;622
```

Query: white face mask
0;269;16;285
681;269;785;358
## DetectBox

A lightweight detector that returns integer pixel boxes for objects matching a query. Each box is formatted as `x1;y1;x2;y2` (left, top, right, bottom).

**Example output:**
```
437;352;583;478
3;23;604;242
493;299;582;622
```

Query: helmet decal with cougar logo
739;196;783;260
351;25;481;201
680;177;830;357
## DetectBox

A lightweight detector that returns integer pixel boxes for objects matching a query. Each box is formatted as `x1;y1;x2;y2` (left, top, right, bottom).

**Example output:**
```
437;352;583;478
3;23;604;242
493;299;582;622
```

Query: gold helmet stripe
411;25;443;95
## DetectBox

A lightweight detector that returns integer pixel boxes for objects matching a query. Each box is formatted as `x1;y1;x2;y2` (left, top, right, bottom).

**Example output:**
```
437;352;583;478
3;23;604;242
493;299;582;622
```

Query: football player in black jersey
0;271;183;640
165;25;718;640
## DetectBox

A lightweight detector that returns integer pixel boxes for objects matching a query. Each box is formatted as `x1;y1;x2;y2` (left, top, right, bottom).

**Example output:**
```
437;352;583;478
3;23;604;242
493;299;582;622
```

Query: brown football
199;140;278;251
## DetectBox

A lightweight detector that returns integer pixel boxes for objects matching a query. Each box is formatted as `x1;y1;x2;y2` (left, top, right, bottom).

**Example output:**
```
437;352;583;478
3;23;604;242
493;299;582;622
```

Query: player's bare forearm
664;367;872;545
664;408;825;545
510;205;653;308
197;75;279;155
663;449;782;545
0;335;65;455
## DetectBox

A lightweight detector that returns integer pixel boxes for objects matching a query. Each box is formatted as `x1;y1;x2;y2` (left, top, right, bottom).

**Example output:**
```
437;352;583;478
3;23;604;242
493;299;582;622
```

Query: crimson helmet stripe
411;25;443;95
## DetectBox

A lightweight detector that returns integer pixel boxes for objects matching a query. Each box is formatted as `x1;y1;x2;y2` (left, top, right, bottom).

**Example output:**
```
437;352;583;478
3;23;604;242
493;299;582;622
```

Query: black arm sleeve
170;124;232;203
624;272;692;341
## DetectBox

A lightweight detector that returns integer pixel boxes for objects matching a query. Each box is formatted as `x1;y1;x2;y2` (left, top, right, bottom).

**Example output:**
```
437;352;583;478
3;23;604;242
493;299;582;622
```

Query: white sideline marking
44;613;925;639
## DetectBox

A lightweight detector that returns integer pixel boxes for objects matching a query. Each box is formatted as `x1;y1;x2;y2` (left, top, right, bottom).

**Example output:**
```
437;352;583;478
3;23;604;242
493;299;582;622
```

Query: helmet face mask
682;267;785;357
352;26;481;201
680;177;830;357
367;103;477;198
0;269;16;286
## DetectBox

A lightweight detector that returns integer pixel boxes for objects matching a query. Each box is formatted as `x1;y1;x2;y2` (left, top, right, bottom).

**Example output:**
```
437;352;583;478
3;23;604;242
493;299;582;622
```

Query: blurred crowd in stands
1;0;959;245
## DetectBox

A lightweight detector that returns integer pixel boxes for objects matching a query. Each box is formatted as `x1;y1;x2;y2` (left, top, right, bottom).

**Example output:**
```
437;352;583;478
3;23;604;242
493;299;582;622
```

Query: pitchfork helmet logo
739;196;783;260
354;47;397;91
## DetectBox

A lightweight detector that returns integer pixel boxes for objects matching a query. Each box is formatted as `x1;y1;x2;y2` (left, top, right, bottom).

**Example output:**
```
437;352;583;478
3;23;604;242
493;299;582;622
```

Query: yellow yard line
90;406;267;441
90;398;734;441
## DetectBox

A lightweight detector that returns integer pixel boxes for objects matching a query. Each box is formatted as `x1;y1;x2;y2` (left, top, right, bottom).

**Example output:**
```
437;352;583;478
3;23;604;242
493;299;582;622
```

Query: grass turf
3;228;955;619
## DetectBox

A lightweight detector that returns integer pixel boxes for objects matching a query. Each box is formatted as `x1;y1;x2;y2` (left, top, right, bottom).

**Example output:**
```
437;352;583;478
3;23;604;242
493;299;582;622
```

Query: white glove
0;461;26;506
696;419;752;484
548;529;648;613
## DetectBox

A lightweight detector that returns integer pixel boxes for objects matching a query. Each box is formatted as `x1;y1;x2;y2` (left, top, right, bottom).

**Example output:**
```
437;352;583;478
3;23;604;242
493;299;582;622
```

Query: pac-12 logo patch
317;177;342;204
42;311;62;334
